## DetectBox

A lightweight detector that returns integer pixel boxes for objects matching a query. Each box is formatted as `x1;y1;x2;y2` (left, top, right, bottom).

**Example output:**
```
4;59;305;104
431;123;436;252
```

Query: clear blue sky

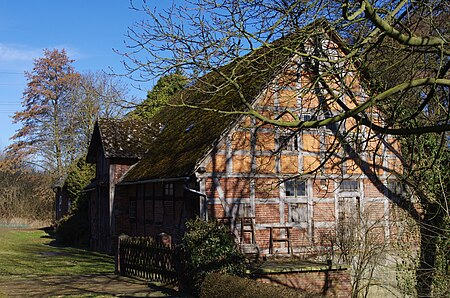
0;1;168;150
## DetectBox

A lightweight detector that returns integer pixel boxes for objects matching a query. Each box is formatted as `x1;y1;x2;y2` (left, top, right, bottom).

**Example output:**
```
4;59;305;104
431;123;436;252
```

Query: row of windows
234;201;358;225
284;179;360;198
233;201;308;224
277;132;370;153
130;180;402;221
284;179;403;198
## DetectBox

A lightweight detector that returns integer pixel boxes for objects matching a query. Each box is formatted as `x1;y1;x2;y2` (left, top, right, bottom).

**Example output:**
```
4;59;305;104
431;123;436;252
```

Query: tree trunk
416;203;443;297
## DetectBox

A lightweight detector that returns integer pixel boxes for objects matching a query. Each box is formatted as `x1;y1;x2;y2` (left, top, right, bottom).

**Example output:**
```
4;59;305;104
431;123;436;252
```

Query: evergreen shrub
55;158;94;246
179;218;246;296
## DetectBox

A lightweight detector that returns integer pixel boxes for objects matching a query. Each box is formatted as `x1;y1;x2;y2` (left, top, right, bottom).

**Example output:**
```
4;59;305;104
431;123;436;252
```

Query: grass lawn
0;228;179;297
0;228;114;278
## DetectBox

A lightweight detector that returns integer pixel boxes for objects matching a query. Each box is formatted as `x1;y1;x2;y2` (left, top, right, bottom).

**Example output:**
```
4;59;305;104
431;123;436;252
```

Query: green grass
0;228;114;278
0;228;183;297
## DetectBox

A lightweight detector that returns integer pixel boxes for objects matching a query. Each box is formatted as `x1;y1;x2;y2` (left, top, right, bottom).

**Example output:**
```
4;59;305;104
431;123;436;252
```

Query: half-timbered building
86;21;404;256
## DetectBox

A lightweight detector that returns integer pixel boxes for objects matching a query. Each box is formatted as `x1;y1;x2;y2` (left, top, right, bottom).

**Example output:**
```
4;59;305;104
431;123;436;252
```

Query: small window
285;179;306;197
129;200;137;219
302;113;319;122
164;183;174;196
290;203;308;223
57;194;62;212
302;114;311;122
387;180;404;195
340;180;359;192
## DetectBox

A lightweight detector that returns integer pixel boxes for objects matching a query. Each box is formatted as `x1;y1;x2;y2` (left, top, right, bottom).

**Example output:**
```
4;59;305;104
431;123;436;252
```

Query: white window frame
285;179;307;198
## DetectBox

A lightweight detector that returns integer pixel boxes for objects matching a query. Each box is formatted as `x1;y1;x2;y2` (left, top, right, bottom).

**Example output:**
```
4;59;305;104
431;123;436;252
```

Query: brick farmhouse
85;21;405;258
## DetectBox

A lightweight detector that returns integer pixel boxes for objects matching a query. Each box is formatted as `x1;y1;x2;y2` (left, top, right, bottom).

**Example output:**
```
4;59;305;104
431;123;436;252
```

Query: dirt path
0;274;182;297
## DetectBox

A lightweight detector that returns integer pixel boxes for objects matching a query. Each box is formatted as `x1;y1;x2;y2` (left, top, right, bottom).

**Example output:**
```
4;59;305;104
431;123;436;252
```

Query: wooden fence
117;235;178;284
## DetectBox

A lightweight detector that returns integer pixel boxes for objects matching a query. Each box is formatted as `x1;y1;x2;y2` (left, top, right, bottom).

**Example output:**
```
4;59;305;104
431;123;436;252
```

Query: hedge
200;272;324;298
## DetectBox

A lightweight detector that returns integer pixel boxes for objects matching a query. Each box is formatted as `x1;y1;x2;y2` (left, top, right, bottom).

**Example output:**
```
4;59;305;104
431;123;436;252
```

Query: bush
200;272;322;298
55;158;94;246
179;218;246;296
55;194;89;246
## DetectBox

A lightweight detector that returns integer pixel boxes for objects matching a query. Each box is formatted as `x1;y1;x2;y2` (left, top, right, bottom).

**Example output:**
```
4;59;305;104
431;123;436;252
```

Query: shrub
55;193;90;246
200;272;322;298
179;218;246;296
55;158;94;246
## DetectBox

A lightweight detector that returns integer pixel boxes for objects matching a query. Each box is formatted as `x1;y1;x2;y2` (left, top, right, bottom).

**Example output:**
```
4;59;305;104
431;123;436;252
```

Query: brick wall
363;179;384;198
255;204;280;224
112;164;132;184
255;268;351;298
195;53;408;257
365;202;386;221
313;202;336;222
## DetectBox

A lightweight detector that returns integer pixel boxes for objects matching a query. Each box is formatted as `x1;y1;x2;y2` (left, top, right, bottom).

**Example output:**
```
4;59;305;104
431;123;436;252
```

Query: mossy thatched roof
121;21;331;182
86;118;159;163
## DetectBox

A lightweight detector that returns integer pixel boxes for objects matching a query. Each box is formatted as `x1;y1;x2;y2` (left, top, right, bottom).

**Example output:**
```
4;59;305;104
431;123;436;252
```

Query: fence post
116;234;128;275
158;232;172;247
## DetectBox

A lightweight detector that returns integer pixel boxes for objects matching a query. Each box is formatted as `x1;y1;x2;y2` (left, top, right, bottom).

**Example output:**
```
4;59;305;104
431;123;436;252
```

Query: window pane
341;180;359;192
278;134;298;151
296;180;306;196
285;180;295;197
164;183;174;196
278;135;289;151
302;114;311;121
129;200;137;219
237;203;252;218
388;181;403;194
338;197;360;222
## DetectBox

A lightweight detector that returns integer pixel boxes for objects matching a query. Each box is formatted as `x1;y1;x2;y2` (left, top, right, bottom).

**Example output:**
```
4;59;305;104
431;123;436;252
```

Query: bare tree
9;51;130;178
120;0;448;134
118;0;449;296
67;71;129;156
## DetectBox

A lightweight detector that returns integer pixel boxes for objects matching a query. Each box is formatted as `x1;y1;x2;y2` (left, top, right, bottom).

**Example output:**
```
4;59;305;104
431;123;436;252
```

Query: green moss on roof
122;23;330;182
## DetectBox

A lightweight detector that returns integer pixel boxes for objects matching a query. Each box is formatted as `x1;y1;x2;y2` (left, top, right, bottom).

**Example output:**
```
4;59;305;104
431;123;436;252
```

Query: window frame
340;180;359;193
387;179;404;195
164;182;174;197
337;196;361;224
129;198;137;220
285;179;307;198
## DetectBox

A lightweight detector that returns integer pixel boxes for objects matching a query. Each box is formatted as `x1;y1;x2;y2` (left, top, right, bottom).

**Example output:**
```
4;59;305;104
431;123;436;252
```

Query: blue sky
0;1;167;150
